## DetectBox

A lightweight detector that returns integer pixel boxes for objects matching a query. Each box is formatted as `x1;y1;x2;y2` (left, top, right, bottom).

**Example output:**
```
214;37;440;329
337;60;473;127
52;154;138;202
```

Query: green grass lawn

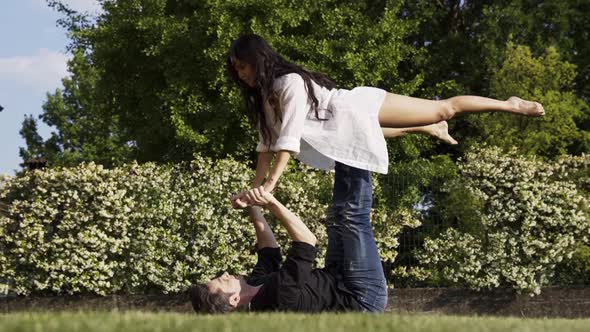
1;311;589;332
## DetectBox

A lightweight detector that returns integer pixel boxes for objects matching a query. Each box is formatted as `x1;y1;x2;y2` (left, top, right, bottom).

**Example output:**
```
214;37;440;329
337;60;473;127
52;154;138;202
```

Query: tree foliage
462;44;590;157
20;0;590;169
403;0;590;99
399;0;590;158
21;0;422;168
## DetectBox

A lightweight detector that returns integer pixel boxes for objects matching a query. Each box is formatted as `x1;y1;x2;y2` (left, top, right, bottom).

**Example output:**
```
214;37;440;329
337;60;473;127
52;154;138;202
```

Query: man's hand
231;186;276;208
244;186;276;207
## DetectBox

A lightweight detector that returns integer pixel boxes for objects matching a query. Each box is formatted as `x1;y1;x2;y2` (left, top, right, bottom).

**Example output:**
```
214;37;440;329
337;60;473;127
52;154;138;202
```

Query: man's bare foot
507;96;545;117
425;121;458;145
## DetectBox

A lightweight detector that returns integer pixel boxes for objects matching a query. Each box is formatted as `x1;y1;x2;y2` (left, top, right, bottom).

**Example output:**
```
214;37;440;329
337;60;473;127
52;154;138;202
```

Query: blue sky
0;0;101;176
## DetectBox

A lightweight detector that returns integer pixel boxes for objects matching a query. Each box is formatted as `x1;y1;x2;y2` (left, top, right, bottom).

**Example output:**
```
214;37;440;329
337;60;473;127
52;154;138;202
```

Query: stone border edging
389;287;590;318
1;287;589;317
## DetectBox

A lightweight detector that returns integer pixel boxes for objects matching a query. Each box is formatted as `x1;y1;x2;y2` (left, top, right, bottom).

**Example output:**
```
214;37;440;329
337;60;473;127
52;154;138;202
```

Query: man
189;162;388;313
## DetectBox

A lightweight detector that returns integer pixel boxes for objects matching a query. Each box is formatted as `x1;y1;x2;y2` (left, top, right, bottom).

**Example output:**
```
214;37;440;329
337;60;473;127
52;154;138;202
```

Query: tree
399;0;590;156
462;44;590;157
20;50;132;168
20;0;423;168
19;116;45;167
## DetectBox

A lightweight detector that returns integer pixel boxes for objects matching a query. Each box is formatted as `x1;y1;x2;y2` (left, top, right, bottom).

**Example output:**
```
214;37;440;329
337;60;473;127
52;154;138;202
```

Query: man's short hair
189;283;234;314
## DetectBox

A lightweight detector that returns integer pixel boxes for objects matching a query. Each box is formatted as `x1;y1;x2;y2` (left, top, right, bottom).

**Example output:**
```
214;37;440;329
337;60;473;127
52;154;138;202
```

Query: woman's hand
230;192;249;209
230;186;276;208
235;150;288;208
243;186;277;207
231;183;273;210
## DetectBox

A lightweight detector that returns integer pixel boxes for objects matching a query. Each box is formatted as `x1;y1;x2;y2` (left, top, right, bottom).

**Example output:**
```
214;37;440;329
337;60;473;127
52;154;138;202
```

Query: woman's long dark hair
226;34;336;146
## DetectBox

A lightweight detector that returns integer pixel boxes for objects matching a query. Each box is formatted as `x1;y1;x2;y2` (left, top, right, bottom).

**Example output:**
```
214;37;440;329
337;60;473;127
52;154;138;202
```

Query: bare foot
425;121;458;145
507;96;545;117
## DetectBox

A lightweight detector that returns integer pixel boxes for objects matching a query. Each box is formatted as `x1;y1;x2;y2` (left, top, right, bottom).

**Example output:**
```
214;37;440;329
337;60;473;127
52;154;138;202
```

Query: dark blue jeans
325;162;388;312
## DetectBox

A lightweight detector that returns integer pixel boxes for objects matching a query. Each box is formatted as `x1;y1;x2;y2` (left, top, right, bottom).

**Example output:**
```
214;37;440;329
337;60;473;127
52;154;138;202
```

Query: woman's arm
261;75;308;192
253;151;273;188
232;74;305;207
232;150;289;209
263;150;290;193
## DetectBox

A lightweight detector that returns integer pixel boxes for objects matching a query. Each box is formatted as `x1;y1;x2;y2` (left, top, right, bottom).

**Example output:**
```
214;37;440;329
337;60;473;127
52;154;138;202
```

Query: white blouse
256;73;389;174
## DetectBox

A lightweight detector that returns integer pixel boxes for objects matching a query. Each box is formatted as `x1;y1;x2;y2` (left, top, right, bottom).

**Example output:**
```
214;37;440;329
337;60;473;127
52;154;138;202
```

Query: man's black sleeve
274;241;317;310
248;247;282;284
277;241;317;288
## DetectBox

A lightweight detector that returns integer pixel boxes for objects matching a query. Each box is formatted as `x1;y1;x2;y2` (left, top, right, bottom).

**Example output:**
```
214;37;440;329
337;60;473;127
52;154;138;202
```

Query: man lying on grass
190;163;387;313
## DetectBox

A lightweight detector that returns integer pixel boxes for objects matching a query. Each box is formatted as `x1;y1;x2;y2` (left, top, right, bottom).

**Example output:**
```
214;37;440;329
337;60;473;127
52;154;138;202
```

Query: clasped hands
231;186;275;209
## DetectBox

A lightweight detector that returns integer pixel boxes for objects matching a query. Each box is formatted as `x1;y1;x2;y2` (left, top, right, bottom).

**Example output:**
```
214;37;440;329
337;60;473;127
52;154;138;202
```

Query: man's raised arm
247;206;279;249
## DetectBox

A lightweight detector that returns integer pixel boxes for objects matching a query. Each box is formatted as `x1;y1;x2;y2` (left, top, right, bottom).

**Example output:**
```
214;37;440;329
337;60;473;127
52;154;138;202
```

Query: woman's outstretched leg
378;94;545;128
382;121;458;145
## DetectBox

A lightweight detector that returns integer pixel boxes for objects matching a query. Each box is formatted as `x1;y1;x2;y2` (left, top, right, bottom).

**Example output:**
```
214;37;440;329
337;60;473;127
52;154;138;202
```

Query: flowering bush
1;149;587;295
0;157;261;295
0;156;414;295
418;147;590;295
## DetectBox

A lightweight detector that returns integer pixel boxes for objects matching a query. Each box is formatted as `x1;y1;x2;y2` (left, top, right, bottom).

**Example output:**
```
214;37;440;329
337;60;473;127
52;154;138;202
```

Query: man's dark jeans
325;162;388;312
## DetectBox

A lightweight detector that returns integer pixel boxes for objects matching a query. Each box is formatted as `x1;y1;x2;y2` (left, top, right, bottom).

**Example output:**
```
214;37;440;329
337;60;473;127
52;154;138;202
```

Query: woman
228;34;544;199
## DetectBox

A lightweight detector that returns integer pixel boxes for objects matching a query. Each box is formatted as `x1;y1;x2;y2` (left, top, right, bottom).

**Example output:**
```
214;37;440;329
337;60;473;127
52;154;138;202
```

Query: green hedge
1;157;256;295
415;148;590;295
1;149;588;295
0;155;414;295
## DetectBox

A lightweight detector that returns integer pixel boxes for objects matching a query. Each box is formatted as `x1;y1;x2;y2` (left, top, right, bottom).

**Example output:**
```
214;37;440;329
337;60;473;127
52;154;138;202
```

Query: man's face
207;271;243;296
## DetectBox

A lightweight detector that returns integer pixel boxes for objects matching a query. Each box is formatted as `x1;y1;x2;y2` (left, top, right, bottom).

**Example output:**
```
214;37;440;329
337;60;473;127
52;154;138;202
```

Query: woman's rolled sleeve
274;136;300;154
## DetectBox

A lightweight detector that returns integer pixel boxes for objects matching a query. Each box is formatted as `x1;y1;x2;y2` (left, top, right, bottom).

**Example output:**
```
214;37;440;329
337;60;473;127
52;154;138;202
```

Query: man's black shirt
247;242;362;312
